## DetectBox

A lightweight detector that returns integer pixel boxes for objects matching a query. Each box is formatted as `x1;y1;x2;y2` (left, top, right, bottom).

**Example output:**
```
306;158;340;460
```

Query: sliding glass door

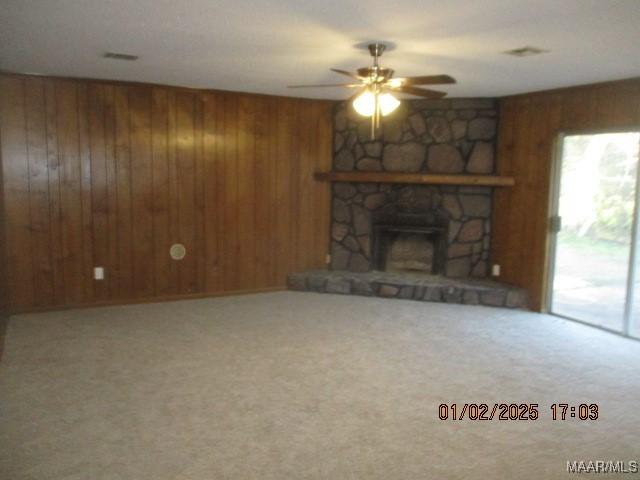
548;130;640;337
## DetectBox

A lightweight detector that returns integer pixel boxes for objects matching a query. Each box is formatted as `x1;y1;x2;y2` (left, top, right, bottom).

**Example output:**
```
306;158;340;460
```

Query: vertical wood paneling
237;95;256;289
297;101;317;270
113;86;134;298
44;80;65;304
102;85;120;300
222;93;240;291
213;92;227;291
0;124;6;317
202;93;222;292
274;99;295;284
493;78;640;311
314;103;332;268
0;90;7;356
87;84;109;301
56;81;85;304
24;78;54;306
166;90;180;295
253;96;271;289
267;98;279;285
0;73;334;311
193;95;206;293
174;92;197;294
77;84;95;303
288;100;301;275
0;77;34;307
151;88;172;296
128;86;155;297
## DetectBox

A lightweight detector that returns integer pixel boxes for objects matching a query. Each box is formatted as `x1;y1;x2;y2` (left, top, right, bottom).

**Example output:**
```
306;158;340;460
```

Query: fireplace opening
386;233;435;273
371;213;447;275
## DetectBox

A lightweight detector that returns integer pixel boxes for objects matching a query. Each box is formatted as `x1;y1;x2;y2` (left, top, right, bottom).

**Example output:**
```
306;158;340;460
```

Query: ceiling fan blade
397;86;448;98
288;83;361;88
397;75;456;86
330;68;363;80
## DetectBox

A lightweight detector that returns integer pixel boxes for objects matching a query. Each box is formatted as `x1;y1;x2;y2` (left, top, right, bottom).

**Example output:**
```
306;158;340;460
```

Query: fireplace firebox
371;213;447;274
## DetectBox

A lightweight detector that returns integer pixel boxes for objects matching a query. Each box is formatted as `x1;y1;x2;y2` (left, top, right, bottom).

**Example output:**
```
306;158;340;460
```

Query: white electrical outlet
491;264;501;277
94;267;105;280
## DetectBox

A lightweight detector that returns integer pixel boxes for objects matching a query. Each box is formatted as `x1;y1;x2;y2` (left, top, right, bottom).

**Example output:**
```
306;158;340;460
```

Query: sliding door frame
546;127;640;339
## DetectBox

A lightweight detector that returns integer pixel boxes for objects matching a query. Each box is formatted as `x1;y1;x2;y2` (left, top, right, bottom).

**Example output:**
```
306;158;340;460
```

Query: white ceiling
1;0;639;99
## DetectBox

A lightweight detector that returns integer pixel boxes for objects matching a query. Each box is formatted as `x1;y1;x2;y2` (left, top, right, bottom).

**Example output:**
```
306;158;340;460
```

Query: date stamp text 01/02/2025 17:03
439;404;640;475
438;403;599;421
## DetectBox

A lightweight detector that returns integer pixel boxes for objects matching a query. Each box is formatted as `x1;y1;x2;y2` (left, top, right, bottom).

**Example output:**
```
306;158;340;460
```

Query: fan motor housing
357;67;394;82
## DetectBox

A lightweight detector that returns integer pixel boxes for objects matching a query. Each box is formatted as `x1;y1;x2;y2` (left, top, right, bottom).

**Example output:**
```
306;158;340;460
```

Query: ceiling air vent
503;46;549;57
103;52;139;61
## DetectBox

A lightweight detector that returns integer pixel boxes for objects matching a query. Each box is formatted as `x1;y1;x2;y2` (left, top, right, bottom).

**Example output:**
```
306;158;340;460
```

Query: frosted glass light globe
352;90;400;117
379;93;400;116
352;90;376;117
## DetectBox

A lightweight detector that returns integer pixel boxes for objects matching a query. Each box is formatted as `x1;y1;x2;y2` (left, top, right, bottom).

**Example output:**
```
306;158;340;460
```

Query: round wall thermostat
170;243;186;260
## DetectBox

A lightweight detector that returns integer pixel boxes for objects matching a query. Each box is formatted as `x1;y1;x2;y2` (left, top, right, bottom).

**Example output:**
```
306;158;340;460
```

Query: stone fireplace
330;97;498;278
288;96;528;309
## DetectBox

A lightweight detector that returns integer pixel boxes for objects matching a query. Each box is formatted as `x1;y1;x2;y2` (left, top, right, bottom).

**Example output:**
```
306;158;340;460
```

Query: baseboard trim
7;286;287;315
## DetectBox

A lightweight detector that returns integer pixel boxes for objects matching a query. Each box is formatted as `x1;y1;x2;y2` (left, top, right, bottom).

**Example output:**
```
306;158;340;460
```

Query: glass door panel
550;132;640;332
631;145;640;338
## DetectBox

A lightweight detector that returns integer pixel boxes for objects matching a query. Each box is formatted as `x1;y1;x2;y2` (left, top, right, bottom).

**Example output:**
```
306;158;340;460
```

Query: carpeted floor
1;292;639;479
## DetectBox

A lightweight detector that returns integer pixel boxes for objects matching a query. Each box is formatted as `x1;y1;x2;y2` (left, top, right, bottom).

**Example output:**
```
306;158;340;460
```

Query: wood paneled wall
492;78;640;311
0;74;333;311
0;136;6;315
0;128;7;358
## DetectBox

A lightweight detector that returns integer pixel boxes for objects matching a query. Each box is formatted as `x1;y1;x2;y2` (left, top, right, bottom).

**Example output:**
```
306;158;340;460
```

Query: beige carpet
1;292;640;479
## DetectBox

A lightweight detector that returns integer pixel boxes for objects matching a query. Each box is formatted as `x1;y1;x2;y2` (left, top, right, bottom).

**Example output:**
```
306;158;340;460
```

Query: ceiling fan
289;43;456;138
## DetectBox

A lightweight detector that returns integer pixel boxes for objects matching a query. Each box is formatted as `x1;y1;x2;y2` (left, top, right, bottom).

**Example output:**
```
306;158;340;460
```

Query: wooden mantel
314;171;515;187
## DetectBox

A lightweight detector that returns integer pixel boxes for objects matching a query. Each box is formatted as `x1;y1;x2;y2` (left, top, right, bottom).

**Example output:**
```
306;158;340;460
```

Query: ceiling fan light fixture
290;42;455;137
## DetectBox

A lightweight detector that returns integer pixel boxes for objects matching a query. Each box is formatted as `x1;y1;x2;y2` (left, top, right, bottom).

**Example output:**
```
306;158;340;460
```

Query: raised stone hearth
287;271;528;309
